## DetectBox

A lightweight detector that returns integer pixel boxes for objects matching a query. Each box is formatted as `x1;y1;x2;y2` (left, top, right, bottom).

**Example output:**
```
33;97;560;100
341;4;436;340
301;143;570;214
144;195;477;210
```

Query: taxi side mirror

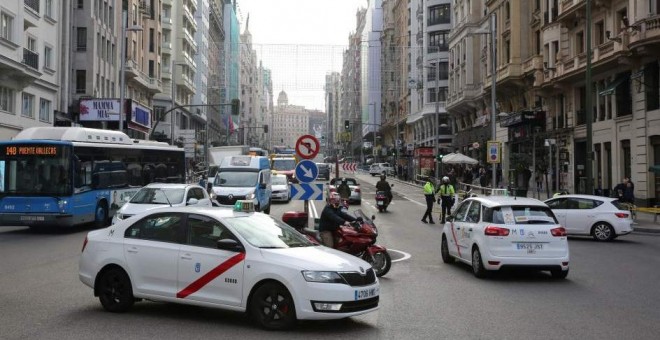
446;215;454;222
187;198;199;206
217;239;244;252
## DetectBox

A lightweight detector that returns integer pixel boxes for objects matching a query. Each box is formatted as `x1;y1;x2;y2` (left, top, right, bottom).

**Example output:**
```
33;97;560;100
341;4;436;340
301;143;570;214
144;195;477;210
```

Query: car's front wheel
250;282;297;330
441;236;453;263
592;222;615;241
97;267;134;313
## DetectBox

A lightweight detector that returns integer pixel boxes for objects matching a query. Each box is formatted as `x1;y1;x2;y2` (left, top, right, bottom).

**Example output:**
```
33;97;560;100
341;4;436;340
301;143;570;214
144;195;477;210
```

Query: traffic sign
290;183;324;200
487;141;501;164
295;160;318;183
342;163;357;172
295;134;320;160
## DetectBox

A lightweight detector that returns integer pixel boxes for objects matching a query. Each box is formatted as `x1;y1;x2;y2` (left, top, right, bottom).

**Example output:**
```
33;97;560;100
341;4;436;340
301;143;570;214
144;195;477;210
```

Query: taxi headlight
245;192;256;200
210;192;217;199
301;271;345;284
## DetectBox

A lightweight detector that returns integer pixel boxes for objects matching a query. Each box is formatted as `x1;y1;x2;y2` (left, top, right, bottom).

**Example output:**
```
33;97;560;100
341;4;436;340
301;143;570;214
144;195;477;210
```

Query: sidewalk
377;172;660;234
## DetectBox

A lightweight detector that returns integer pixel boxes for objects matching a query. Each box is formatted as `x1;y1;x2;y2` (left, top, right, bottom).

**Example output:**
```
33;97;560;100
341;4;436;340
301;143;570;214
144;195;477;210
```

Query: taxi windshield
225;214;314;248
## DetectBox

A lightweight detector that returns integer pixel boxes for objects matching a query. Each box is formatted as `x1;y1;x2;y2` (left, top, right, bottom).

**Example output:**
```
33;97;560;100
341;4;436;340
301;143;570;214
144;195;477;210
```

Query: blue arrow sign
290;183;324;200
295;160;318;183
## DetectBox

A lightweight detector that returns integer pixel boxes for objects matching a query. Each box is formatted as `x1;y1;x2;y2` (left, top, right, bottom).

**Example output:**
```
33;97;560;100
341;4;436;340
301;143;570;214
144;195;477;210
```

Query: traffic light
437;154;444;161
231;99;240;115
344;120;350;131
263;124;268;133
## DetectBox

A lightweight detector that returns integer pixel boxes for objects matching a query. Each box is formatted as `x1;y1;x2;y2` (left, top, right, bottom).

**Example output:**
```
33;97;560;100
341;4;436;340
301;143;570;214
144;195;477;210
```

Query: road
1;173;660;339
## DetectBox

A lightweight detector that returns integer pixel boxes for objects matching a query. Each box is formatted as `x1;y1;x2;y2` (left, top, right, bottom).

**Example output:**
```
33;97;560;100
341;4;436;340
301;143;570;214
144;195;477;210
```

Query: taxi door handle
127;247;138;254
468;228;473;232
180;253;193;260
455;227;461;230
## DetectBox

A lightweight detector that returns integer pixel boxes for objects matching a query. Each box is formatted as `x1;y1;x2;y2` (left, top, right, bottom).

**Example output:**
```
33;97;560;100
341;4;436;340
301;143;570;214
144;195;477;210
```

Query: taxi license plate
355;287;379;301
516;243;543;250
377;201;384;206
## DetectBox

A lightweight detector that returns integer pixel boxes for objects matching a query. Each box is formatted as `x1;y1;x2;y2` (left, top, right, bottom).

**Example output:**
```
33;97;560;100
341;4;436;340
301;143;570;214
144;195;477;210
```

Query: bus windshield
0;144;72;196
272;158;296;171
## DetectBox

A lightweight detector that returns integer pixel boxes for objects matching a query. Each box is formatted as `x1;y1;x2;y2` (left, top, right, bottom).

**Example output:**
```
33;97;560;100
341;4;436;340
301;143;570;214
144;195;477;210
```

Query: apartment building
0;0;61;139
273;90;308;148
325;71;341;155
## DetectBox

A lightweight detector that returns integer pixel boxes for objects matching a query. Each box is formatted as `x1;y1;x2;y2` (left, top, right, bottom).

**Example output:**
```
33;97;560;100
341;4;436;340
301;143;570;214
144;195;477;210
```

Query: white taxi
79;201;379;330
440;196;569;279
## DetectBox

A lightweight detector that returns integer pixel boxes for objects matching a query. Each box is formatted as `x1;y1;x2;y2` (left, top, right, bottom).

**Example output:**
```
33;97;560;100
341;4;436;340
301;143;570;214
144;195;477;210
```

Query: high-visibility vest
440;184;455;197
423;182;435;195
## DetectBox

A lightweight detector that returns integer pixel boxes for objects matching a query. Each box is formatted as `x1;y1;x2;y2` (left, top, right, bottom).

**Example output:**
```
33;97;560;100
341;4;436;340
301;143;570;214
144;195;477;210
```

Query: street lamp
545;138;556;198
118;9;142;134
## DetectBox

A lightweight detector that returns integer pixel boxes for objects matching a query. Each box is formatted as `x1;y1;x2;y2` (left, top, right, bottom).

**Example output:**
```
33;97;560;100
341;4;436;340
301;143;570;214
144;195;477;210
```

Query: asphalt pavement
348;169;660;234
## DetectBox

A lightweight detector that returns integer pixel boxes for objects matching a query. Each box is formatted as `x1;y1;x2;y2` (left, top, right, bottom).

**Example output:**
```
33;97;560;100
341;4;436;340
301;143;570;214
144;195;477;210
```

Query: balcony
628;15;660;53
162;41;172;54
161;16;172;29
556;0;586;25
22;48;39;70
522;55;543;74
123;59;139;79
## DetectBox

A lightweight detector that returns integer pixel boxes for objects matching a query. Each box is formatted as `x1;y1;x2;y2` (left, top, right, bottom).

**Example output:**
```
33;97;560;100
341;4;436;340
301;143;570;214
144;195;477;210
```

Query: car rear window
610;200;629;210
483;205;558;224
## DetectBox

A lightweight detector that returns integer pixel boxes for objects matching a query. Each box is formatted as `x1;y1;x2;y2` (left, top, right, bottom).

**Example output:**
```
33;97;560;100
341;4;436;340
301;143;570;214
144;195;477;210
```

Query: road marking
389;249;411;263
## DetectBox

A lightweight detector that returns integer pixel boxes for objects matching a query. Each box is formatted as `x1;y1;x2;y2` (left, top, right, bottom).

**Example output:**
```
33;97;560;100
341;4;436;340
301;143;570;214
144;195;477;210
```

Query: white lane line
389;249;411;263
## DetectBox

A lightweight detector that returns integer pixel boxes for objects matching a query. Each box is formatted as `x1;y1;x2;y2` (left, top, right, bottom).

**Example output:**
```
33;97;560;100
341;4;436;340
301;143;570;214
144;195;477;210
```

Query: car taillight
81;236;88;252
354;188;361;193
614;212;629;218
551;227;567;237
484;226;510;236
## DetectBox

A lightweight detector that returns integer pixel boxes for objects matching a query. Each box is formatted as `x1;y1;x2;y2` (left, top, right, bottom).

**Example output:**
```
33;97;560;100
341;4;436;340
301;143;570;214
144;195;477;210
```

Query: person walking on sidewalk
421;178;436;224
437;176;455;224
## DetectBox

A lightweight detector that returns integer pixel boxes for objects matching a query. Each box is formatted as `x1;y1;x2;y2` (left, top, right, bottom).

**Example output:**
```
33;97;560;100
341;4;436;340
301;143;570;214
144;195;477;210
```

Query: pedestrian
436;176;455;224
421;178;436;224
479;168;488;193
623;177;635;204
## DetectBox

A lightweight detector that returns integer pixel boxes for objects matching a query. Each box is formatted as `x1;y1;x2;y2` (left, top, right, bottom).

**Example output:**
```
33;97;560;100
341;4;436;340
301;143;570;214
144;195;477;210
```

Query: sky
236;0;368;111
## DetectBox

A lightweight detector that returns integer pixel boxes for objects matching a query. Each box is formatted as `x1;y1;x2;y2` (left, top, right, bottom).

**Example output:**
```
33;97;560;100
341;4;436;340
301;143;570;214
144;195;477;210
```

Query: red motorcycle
282;209;392;277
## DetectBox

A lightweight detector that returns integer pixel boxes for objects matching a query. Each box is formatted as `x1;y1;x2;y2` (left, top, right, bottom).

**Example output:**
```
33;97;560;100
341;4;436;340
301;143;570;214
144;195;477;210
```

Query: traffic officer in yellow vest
437;176;455;224
421;178;436;224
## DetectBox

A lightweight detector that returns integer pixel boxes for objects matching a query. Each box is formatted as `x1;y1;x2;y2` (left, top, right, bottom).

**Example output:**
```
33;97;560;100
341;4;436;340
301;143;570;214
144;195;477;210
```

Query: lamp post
545;138;556;198
533;126;541;198
369;103;376;162
118;10;142;134
489;14;497;189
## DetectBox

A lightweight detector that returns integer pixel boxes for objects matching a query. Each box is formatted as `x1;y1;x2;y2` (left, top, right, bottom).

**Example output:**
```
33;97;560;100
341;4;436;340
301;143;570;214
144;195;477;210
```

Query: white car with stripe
440;196;570;279
79;204;379;330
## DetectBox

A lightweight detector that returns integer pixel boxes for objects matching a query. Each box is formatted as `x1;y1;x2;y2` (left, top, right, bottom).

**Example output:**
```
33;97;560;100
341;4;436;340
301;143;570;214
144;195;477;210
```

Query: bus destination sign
5;146;59;156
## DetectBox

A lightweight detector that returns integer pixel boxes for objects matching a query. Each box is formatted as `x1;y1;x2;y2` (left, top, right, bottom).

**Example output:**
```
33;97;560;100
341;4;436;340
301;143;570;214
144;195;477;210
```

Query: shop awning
599;75;629;96
649;165;660;174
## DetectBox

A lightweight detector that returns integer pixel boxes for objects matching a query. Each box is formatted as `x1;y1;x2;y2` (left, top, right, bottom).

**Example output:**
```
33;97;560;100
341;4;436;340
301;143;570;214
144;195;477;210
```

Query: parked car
316;162;331;180
369;163;394;176
80;205;380;330
440;196;569;279
327;177;361;204
270;174;291;202
544;194;634;241
112;183;212;224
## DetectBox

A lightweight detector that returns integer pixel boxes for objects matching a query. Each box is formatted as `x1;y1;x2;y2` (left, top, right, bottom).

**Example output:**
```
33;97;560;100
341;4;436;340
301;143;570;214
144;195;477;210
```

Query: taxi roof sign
233;200;255;213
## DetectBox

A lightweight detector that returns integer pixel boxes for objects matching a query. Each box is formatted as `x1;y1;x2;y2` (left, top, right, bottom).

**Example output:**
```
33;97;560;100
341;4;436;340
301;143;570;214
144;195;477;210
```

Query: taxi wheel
441;236;453;264
591;222;615;241
471;247;488;279
250;282;297;330
551;268;569;279
97;268;134;313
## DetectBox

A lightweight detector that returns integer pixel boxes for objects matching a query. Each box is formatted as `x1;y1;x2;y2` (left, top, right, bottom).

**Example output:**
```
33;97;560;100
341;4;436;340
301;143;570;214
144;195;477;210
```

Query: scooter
282;209;392;277
375;191;390;212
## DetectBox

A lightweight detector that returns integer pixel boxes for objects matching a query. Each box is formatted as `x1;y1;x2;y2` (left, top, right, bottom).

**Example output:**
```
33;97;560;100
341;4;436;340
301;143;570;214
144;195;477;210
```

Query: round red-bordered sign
295;135;320;160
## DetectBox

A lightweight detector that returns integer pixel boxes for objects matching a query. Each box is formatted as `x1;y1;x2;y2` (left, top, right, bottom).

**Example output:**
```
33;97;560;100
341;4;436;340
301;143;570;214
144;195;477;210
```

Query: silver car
270;174;291;202
328;177;361;204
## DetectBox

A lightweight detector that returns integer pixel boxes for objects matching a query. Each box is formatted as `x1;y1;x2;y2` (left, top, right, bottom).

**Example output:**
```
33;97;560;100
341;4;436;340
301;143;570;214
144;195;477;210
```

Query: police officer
421;178;435;224
437;176;455;224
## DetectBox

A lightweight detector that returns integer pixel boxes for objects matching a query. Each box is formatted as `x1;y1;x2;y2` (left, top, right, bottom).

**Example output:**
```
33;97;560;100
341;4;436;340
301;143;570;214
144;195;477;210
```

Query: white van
210;156;272;214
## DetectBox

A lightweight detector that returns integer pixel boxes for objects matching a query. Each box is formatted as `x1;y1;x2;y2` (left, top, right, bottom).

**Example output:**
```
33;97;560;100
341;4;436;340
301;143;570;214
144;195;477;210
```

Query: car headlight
210;192;217;199
245;192;255;200
302;271;345;284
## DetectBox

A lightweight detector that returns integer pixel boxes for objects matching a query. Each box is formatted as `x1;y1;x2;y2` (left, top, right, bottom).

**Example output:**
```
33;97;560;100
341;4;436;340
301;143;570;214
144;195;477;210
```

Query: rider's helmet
328;193;341;207
442;176;450;183
380;174;386;181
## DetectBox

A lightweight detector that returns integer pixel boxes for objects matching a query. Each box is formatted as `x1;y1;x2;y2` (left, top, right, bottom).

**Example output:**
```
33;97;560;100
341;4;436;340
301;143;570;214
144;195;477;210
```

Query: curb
633;226;660;234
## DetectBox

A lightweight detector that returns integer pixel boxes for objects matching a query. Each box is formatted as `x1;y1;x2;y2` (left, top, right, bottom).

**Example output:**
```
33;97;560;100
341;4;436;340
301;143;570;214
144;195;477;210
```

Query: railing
24;0;39;13
22;48;39;70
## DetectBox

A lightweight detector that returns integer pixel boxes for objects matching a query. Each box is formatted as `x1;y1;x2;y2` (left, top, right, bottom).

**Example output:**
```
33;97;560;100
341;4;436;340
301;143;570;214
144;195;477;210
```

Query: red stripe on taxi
176;252;246;299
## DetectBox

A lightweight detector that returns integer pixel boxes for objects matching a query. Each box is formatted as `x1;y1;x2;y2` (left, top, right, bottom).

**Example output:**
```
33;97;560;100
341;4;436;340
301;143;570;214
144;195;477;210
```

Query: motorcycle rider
337;178;351;202
437;176;456;224
375;174;393;205
318;193;357;247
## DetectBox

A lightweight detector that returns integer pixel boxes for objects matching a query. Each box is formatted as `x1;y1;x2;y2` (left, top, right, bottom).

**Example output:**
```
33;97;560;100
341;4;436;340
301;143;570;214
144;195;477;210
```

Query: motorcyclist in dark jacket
375;174;392;204
318;193;357;248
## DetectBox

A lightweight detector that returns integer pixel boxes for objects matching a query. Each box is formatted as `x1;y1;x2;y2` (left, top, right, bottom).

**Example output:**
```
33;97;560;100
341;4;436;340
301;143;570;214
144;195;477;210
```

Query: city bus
0;127;185;228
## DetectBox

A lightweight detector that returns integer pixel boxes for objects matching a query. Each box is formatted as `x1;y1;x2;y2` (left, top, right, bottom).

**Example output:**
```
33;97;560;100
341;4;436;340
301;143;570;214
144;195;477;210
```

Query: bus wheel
95;202;108;228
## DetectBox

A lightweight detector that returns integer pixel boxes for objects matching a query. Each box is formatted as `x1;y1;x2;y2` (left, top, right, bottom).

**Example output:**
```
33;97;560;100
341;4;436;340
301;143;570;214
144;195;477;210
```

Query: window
45;0;53;18
39;98;51;122
154;106;166;121
576;31;584;54
125;213;183;243
645;62;659;111
77;0;83;9
186;214;234;248
429;31;450;52
0;12;13;42
428;4;450;25
427;62;449;81
76;27;87;51
75;70;86;93
44;45;53;70
22;93;35;118
0;86;14;113
453;200;472;222
465;201;481;223
429;87;448;103
595;20;605;45
149;28;154;52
